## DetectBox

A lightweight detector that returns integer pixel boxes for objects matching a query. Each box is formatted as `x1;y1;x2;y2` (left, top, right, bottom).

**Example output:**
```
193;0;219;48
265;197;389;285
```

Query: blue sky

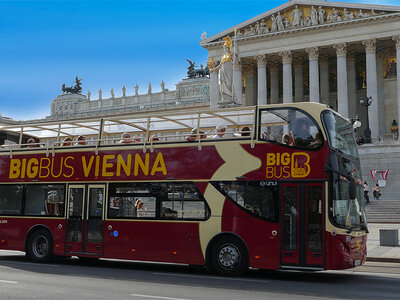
0;0;398;120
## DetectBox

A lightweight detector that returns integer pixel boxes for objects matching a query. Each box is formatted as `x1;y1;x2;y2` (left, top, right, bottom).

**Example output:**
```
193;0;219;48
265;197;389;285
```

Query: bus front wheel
210;236;248;276
27;229;54;263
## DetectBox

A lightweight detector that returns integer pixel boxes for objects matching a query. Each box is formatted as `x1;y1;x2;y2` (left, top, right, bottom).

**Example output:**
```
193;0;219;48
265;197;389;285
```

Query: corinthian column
306;47;320;102
209;58;220;109
256;55;267;105
394;36;400;138
319;54;330;106
270;61;279;104
362;39;379;139
233;59;242;105
347;52;357;118
279;51;293;103
294;58;304;102
334;43;349;117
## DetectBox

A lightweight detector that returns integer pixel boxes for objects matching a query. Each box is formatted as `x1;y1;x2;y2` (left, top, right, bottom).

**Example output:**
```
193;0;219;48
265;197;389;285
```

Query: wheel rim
218;244;240;269
32;235;49;258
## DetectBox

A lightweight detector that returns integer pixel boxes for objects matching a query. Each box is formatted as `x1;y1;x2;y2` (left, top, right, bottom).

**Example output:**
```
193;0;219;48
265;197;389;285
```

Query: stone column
306;47;320;102
319;54;330;106
270;61;280;104
334;43;349;118
245;66;257;106
209;59;220;109
256;55;267;105
233;59;243;105
294;58;304;102
347;52;357;118
377;52;385;136
394;36;400;138
279;51;293;103
362;39;379;139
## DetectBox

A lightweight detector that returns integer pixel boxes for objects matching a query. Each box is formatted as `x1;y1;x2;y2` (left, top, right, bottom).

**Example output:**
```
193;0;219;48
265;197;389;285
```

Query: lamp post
360;96;373;143
350;115;361;131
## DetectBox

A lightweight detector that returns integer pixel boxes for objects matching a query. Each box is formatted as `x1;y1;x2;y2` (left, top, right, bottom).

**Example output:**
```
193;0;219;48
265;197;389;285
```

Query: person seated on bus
240;126;251;137
27;138;36;148
161;207;178;219
75;135;87;146
310;132;323;147
149;134;159;142
62;137;73;146
281;134;290;145
187;128;206;141
134;199;147;217
119;132;134;144
292;119;314;146
212;124;227;138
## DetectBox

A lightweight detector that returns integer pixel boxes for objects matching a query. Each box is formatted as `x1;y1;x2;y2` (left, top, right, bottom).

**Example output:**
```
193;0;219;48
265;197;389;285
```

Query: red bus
0;103;367;275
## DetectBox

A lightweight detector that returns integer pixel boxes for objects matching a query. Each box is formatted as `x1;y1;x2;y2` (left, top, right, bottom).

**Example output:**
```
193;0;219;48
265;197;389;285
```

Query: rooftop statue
62;76;83;95
186;59;210;78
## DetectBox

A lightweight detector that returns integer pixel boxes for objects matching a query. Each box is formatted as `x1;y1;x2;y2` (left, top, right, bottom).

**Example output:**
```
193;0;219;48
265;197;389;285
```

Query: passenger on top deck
62;137;73;146
120;132;134;144
240;126;251;137
75;135;87;146
187;128;206;141
149;134;159;142
212;124;227;138
27;138;36;148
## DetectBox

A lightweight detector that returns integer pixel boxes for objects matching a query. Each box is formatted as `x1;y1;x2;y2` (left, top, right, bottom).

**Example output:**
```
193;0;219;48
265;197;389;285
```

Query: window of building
212;181;278;221
0;185;23;215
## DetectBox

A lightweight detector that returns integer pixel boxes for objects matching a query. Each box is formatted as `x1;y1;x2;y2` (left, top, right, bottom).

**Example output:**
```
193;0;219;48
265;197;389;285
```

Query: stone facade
201;0;400;140
359;143;400;199
50;78;210;120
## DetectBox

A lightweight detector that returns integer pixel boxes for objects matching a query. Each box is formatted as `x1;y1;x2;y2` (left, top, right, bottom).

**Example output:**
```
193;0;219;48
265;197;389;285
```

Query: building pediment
201;0;400;47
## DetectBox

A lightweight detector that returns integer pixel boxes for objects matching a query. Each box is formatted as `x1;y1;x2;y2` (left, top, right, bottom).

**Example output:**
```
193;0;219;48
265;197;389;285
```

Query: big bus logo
266;152;311;179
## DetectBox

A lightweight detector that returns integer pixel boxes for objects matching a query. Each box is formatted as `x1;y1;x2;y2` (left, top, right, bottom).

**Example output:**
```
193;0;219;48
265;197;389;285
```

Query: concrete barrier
380;229;399;246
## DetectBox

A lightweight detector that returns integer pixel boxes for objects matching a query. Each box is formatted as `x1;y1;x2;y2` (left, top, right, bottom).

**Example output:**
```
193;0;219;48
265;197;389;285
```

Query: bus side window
213;181;278;221
0;185;23;216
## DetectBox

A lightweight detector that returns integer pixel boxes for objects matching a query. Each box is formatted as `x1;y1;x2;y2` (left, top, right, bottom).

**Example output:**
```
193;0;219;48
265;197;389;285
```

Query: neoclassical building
201;0;400;139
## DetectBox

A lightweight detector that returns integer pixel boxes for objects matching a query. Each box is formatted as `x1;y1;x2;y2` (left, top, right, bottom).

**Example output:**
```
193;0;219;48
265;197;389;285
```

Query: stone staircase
366;200;400;223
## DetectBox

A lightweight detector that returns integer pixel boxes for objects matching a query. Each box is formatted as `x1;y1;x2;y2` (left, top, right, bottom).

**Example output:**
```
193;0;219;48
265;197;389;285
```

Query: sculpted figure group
229;6;384;39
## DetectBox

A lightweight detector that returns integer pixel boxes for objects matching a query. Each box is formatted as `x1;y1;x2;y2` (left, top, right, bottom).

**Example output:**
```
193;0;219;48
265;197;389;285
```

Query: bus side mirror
349;180;357;200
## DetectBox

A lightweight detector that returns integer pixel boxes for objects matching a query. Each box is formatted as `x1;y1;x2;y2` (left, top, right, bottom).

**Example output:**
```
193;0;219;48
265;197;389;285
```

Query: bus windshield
322;111;359;158
330;156;367;230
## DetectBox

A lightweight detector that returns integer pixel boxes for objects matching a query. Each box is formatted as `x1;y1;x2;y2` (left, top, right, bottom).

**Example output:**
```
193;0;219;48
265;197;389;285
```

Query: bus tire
27;229;54;263
210;236;248;276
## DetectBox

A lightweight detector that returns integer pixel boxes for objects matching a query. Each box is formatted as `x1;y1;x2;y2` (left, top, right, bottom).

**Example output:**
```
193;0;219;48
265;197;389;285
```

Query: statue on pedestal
161;80;165;92
135;84;139;96
209;37;233;103
148;82;152;94
87;90;91;101
110;88;115;99
99;89;102;100
62;76;83;95
122;85;126;97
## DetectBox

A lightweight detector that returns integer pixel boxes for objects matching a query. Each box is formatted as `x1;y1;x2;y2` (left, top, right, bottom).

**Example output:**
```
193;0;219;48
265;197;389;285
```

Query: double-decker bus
0;103;367;276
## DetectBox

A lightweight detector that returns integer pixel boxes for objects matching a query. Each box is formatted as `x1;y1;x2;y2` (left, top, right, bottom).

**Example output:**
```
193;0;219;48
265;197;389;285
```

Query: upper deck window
259;108;323;149
322;111;359;158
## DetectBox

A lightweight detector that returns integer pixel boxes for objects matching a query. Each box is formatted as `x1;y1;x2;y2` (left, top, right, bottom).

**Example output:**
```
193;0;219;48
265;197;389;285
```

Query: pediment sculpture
217;5;390;42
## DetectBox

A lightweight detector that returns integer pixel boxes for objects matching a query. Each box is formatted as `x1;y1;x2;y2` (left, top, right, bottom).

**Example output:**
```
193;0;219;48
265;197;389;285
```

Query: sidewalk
367;223;400;262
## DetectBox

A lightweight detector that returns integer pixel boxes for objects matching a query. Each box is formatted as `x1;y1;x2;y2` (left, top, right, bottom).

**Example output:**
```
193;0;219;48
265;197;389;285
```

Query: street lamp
360;96;373;143
350;115;361;131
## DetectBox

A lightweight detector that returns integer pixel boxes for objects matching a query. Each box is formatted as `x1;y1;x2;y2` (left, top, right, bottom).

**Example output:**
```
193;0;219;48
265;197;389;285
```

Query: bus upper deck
0;102;331;153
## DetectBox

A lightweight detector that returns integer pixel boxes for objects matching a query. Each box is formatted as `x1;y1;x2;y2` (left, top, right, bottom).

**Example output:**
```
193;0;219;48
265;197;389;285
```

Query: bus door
281;183;324;267
66;184;105;255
